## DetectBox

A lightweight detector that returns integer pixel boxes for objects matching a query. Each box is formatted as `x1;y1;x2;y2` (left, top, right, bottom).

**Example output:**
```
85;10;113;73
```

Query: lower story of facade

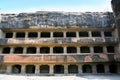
0;62;120;75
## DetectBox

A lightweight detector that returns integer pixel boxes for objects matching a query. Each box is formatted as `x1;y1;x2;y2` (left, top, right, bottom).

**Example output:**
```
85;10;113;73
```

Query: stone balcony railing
0;37;118;44
0;53;120;63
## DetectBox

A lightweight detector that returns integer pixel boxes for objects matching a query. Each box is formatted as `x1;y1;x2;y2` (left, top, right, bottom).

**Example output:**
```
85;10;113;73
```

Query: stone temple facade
0;0;119;75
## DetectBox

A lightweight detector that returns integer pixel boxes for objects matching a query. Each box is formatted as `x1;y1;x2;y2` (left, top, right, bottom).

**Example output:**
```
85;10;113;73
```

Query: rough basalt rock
111;0;120;39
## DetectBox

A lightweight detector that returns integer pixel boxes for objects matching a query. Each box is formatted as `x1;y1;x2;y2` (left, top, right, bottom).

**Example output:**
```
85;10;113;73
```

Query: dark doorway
109;64;117;73
82;65;92;73
96;64;105;73
40;65;49;73
26;65;35;73
12;65;21;73
54;65;64;74
68;65;78;73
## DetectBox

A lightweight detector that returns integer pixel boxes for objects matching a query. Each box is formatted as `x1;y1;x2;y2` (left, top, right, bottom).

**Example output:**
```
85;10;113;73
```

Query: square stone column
101;31;105;37
76;32;79;38
6;65;12;74
25;32;28;38
64;47;67;54
23;47;27;54
63;32;66;38
50;47;53;54
50;64;54;75
21;65;26;74
51;32;53;38
13;32;16;38
90;46;94;53
77;46;80;54
78;64;82;74
64;64;68;75
10;47;14;54
37;32;41;38
103;46;107;53
36;47;40;54
35;65;40;74
89;31;92;37
105;65;109;73
92;65;97;74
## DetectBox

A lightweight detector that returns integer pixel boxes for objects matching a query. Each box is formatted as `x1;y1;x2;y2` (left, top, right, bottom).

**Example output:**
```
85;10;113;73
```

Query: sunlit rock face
111;0;120;38
0;12;114;28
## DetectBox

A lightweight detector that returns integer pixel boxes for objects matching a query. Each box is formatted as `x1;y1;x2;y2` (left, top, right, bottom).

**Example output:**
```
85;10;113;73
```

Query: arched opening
66;32;76;37
53;47;63;54
26;65;35;74
67;47;77;53
54;65;64;74
81;46;90;53
82;65;92;73
12;65;21;73
40;65;49;73
68;65;78;73
27;47;36;54
2;47;10;54
96;64;105;73
109;64;117;73
53;32;63;37
14;47;23;54
40;47;50;54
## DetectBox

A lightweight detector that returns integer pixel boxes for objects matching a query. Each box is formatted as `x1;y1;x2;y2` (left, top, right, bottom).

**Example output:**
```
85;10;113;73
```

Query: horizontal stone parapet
0;54;120;63
0;37;118;44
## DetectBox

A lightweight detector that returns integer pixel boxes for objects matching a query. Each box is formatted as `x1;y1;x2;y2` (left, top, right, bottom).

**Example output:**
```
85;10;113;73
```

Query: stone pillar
50;47;53;54
25;32;28;38
50;64;54;75
103;46;107;53
90;46;94;53
36;47;40;54
78;64;82;74
64;46;67;54
76;32;79;38
35;65;40;74
105;65;109;73
13;32;16;38
10;47;14;54
21;65;26;74
64;64;68;75
92;65;97;74
101;31;105;37
63;32;66;38
89;31;92;37
51;32;53;38
77;46;80;54
38;32;41;38
6;64;12;74
23;47;27;54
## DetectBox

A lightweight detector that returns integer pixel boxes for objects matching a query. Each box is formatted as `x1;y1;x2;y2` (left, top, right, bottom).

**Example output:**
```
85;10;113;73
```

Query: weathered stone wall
111;0;120;40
